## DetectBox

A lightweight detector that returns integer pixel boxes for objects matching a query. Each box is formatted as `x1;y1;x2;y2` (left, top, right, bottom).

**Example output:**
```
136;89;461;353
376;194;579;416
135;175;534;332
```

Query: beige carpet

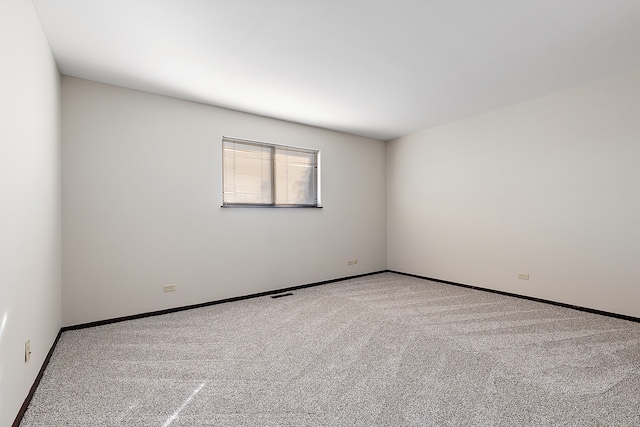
20;272;640;426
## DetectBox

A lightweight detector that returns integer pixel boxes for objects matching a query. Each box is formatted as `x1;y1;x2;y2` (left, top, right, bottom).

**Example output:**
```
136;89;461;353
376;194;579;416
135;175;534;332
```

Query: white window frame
222;136;322;208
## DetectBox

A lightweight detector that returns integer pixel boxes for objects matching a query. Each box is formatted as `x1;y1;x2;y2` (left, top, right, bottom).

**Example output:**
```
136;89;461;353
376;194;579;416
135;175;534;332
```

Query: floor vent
271;292;294;299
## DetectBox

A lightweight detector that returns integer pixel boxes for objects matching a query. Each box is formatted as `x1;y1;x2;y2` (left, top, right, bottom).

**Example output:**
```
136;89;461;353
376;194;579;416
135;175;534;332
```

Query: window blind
222;137;320;207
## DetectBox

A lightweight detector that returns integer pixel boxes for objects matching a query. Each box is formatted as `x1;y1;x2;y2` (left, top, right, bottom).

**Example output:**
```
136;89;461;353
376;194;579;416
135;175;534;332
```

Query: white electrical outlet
518;273;530;280
25;340;31;362
347;260;353;265
163;284;176;292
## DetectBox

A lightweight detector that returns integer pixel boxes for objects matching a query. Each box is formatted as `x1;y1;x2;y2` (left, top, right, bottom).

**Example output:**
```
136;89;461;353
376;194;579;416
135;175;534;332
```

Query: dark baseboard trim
13;271;382;425
13;329;63;427
12;269;638;425
389;270;640;323
62;270;387;331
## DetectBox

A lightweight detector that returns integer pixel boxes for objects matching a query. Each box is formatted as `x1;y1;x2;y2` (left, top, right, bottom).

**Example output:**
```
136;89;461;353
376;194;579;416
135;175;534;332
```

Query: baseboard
12;269;639;425
62;270;388;331
14;271;384;425
12;329;63;427
389;270;640;323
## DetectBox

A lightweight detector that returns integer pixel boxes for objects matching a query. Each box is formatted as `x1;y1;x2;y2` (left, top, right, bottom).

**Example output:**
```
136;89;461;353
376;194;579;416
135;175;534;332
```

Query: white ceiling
31;0;640;140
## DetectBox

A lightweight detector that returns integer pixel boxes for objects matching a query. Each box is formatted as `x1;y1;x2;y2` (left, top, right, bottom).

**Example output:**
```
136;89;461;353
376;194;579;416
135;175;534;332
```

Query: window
222;137;321;207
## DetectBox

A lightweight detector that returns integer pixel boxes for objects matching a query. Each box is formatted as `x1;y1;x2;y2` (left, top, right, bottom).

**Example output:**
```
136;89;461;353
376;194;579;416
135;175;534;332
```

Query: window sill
221;205;323;208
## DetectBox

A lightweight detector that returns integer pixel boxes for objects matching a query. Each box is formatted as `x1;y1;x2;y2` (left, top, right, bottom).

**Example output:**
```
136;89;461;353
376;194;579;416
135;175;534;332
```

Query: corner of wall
0;0;62;425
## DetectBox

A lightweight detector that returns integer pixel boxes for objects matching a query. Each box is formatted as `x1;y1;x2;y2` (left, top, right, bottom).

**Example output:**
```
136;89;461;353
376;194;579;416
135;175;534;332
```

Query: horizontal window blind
222;137;320;207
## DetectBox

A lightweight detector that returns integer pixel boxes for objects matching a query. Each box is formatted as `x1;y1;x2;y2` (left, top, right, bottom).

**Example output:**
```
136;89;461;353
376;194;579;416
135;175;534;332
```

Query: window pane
274;148;317;205
223;141;273;205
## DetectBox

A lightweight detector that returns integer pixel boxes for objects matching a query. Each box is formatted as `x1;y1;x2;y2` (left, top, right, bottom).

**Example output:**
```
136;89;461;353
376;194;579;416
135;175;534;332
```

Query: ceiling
31;0;640;140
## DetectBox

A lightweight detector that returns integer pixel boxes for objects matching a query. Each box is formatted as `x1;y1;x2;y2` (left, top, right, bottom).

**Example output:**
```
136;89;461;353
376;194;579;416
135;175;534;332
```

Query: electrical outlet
347;260;353;265
517;273;530;280
163;284;176;292
353;258;358;265
25;340;31;362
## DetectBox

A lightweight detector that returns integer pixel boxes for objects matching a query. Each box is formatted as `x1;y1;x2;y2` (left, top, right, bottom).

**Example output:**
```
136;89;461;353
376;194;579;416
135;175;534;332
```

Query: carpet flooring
19;272;640;426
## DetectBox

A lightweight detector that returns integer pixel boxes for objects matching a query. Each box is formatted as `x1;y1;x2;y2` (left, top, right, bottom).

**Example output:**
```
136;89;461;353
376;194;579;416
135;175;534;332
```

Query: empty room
2;0;640;425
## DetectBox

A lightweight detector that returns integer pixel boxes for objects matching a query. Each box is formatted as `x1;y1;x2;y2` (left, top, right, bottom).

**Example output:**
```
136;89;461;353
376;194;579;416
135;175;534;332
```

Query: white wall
387;69;640;318
62;77;387;327
0;0;61;425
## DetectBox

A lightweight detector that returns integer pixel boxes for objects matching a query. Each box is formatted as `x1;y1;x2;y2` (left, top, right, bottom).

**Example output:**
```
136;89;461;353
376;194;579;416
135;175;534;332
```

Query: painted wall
62;77;387;327
0;0;61;424
387;69;640;318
